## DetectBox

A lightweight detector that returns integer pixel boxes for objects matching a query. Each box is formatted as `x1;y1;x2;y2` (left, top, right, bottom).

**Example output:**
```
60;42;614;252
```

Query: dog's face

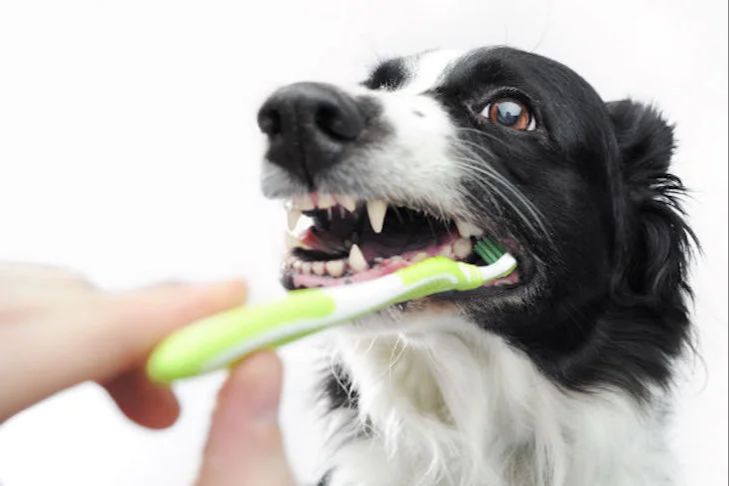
257;47;692;390
259;47;615;318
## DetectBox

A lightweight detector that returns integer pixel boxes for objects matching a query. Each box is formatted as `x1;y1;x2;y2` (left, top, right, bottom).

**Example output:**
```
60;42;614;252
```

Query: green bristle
473;237;505;264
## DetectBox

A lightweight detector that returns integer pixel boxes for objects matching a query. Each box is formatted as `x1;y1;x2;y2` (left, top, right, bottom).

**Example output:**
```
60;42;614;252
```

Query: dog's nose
257;82;365;184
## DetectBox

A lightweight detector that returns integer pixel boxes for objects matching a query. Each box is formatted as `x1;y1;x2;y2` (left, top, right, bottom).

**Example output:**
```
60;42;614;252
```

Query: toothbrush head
473;237;507;264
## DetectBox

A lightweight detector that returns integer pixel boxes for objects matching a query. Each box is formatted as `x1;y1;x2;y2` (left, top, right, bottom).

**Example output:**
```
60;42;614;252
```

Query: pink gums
291;235;519;289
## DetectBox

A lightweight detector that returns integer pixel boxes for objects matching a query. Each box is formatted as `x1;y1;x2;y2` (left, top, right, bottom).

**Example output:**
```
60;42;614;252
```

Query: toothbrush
146;238;516;383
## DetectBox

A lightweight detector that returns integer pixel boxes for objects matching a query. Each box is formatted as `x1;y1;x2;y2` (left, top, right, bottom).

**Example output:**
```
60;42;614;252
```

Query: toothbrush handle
146;257;509;383
147;286;346;383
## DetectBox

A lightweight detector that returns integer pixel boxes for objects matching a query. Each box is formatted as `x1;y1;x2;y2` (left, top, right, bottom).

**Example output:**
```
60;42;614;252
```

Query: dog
256;47;695;486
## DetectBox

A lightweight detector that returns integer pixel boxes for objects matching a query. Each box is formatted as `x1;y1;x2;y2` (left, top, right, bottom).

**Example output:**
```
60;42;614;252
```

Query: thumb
197;352;295;486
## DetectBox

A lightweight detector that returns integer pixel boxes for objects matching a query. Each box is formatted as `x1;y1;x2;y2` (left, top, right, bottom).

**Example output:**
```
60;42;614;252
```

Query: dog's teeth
294;194;315;211
325;259;345;277
453;238;473;259
284;232;297;250
366;200;388;234
285;231;309;250
438;245;454;257
412;252;429;263
292;260;303;271
312;261;326;276
287;209;302;231
337;195;357;212
455;220;483;239
348;244;368;272
318;194;335;209
301;262;312;274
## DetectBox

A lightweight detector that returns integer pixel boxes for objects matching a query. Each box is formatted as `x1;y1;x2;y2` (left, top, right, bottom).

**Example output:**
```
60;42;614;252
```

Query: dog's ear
606;100;696;303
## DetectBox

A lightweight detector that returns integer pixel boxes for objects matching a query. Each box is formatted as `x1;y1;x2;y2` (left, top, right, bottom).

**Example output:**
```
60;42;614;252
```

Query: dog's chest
315;316;675;486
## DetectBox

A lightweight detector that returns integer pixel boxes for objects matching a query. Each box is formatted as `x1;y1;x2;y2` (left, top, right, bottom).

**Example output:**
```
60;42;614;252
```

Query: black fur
318;47;695;407
362;57;408;91
321;363;359;411
257;46;699;486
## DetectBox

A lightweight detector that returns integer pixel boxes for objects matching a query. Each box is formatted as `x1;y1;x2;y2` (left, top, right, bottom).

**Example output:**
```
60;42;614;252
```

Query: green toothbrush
147;238;516;383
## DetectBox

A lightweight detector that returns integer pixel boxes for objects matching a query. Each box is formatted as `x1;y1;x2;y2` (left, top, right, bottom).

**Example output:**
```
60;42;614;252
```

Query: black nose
257;82;365;185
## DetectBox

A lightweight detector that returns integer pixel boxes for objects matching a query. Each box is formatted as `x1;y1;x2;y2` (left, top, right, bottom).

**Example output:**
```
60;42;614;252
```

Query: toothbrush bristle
474;237;505;264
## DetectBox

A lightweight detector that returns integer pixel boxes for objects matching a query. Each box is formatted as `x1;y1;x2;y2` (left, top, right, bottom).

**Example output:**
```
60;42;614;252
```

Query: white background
0;0;726;484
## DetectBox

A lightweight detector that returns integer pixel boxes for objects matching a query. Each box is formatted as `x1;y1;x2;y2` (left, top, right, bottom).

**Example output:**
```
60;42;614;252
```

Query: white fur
316;313;675;486
262;50;472;224
324;85;467;219
261;50;677;485
399;49;464;95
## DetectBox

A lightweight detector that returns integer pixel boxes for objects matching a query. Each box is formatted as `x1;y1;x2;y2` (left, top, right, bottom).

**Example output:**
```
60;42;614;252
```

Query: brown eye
481;99;536;131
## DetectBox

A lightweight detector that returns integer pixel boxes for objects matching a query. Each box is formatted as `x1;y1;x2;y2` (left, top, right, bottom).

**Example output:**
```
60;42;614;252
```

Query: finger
0;262;89;286
0;280;246;421
103;366;180;429
98;279;248;377
0;263;93;311
197;352;294;486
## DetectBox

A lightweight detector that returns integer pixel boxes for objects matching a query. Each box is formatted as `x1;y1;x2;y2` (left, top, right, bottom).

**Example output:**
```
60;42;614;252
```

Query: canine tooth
285;232;309;250
318;194;335;209
455;220;483;238
287;209;302;231
312;261;326;276
293;260;303;271
337;195;357;212
366;200;388;234
294;194;315;211
285;232;297;250
325;259;345;277
453;238;473;259
438;245;453;257
301;262;312;274
348;244;368;272
412;252;429;263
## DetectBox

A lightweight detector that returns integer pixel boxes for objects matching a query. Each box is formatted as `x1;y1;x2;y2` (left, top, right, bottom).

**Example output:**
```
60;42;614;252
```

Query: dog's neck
317;314;675;486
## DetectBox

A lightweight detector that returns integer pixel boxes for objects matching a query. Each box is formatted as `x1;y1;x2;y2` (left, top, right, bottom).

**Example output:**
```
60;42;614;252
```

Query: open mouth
281;193;522;290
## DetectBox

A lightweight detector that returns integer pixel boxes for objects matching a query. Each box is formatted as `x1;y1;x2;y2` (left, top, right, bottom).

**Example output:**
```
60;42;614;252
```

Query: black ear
606;100;696;304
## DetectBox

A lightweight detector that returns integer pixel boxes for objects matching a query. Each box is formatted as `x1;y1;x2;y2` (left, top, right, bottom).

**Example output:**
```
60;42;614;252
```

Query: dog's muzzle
257;82;365;185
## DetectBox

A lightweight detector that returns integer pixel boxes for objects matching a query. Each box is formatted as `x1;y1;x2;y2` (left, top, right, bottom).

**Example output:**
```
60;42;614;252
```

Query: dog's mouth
281;193;522;290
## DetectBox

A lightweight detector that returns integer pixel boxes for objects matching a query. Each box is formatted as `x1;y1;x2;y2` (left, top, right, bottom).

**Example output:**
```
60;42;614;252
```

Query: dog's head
257;47;694;396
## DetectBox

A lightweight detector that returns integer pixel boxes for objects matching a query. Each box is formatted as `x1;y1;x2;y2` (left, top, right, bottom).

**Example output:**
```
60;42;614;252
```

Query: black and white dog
257;47;695;486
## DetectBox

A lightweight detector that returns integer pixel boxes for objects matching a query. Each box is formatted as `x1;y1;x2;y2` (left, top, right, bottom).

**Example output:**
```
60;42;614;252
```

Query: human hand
196;351;295;486
0;262;246;425
0;263;294;485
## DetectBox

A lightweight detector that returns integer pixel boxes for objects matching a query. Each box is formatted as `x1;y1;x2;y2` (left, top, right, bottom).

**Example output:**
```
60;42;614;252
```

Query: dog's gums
281;192;520;289
257;47;695;486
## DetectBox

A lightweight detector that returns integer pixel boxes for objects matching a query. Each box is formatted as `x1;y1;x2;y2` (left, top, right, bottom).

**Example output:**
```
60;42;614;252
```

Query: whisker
387;335;409;377
452;156;550;240
446;136;553;242
450;155;543;237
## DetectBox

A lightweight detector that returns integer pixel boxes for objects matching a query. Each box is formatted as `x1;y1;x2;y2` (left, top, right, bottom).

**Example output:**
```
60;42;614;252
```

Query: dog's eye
481;99;536;131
